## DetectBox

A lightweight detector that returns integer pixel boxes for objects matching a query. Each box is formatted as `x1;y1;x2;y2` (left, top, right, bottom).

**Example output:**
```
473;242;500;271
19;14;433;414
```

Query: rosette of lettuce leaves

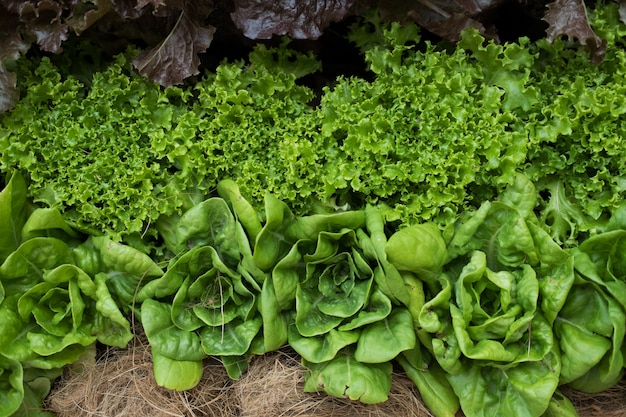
554;224;626;393
408;174;573;417
0;172;134;415
265;205;417;403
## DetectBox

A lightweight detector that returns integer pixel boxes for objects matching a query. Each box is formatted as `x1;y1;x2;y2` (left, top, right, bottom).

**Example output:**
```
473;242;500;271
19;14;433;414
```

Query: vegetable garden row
1;2;626;416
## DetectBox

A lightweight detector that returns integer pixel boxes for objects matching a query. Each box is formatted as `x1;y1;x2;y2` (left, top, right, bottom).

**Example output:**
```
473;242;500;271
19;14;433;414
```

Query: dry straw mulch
45;337;626;417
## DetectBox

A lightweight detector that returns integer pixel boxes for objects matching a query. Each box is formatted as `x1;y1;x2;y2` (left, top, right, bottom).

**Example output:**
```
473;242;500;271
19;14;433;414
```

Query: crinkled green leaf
256;275;288;353
354;308;416;363
0;237;74;281
363;205;410;305
217;179;263;242
294;284;345;337
141;299;205;362
172;198;241;262
140;299;205;390
338;288;392;331
89;236;164;278
21;207;81;242
288;323;360;363
449;200;536;267
73;236;164;307
271;241;304;310
538;179;603;246
555;281;625;391
18;366;63;417
578;230;626;307
220;355;249;380
446;348;561;417
543;390;579;417
397;346;460;417
538;255;576;325
293;227;377;337
386;222;447;280
200;317;262;356
253;195;296;271
286;210;365;241
17;264;132;356
303;353;393;404
137;246;215;301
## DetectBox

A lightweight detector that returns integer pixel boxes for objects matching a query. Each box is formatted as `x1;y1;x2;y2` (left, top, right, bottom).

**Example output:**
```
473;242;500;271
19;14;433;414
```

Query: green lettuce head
276;207;416;404
417;175;567;417
17;264;133;355
137;189;267;383
554;232;626;393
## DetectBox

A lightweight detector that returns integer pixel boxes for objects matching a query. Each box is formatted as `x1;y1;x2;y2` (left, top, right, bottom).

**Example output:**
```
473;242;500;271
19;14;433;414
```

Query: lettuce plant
405;175;569;417
0;172;134;415
554;230;626;392
270;206;419;403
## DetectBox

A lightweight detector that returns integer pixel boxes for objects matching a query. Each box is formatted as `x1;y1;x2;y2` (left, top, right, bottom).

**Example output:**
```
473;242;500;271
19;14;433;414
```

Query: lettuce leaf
231;0;359;39
132;2;215;87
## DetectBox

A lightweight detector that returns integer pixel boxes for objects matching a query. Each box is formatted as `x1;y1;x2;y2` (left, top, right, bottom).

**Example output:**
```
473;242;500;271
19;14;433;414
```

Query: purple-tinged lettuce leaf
231;0;361;39
544;0;607;63
132;1;215;86
377;0;498;42
20;1;70;53
65;0;115;34
0;8;30;113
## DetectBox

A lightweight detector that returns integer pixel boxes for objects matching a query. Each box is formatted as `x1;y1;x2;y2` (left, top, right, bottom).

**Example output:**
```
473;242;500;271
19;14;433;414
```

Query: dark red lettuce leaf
377;0;499;42
66;0;116;34
14;0;71;53
231;0;362;39
0;6;30;113
132;1;215;86
544;0;607;63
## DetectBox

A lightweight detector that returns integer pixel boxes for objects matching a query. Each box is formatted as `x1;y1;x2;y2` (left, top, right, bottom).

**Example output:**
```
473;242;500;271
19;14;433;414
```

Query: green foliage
1;3;626;415
0;172;138;415
0;44;318;243
2;6;626;244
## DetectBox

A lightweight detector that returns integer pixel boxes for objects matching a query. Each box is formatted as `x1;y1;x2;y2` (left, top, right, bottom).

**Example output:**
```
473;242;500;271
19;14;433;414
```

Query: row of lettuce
1;170;626;417
1;3;626;416
1;4;625;256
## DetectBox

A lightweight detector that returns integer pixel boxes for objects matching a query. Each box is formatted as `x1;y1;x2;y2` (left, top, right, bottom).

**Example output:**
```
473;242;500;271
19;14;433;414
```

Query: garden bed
2;2;626;417
46;336;626;417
